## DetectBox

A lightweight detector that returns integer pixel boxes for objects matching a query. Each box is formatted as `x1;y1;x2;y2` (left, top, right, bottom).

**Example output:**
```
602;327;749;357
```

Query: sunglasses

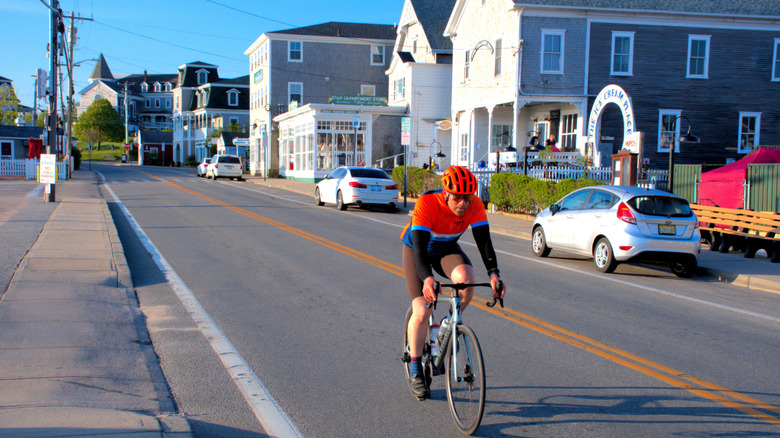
448;193;474;203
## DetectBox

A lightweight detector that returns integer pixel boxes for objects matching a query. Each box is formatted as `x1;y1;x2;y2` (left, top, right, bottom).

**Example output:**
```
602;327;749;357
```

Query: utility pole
45;0;61;203
121;81;133;159
63;13;93;178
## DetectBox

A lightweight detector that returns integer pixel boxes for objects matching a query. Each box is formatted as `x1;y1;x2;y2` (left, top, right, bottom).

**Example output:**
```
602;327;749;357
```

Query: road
94;163;780;437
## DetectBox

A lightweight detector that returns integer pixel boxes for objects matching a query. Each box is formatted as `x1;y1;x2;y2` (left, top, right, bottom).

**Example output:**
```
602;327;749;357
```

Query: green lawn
77;142;133;161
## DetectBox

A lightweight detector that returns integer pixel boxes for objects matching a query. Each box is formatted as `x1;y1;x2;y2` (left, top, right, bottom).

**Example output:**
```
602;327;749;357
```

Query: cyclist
400;165;506;399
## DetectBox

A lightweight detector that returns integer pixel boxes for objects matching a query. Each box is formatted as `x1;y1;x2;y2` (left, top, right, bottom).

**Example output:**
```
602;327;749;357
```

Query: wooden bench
690;204;780;263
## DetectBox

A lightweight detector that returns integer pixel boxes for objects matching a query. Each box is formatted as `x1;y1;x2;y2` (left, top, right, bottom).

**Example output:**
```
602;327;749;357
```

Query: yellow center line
134;170;780;428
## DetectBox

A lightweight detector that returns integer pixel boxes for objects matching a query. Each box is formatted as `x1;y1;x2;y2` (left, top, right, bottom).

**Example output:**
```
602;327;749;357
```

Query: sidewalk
0;171;191;437
244;174;780;295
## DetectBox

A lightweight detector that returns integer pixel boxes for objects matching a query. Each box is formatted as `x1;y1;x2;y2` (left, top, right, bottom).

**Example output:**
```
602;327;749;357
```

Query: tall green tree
73;98;124;149
0;84;20;125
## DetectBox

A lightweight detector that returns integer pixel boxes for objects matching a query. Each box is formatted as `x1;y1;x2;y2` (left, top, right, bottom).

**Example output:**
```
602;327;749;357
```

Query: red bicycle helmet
441;166;478;195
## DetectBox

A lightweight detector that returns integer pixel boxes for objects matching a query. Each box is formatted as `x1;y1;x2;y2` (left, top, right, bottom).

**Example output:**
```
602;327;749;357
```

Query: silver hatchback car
531;185;701;277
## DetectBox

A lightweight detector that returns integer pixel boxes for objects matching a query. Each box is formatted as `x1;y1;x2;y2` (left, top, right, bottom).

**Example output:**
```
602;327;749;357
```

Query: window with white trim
154;82;161;92
371;45;385;65
154;98;160;108
687;35;710;79
464;50;470;80
141;83;148;92
738;112;761;154
1;141;11;158
491;124;512;152
289;41;302;62
773;38;780;81
360;85;376;96
393;78;405;100
560;113;578;151
197;70;208;85
657;110;682;153
166;98;171;109
165;83;172;92
459;133;469;163
288;82;302;106
611;31;634;75
541;30;565;74
494;38;502;76
228;90;239;106
145;98;151;108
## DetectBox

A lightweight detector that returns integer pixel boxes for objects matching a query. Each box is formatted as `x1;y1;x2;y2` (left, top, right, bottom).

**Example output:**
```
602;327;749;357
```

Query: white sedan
314;166;398;212
196;157;211;177
206;154;243;181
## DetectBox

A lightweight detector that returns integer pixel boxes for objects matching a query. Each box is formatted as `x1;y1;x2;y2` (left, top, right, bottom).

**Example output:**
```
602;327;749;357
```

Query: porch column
486;105;494;164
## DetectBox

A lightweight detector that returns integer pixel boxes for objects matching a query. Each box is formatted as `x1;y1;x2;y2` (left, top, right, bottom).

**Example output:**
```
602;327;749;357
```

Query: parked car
207;154;243;181
531;185;701;277
196;157;212;177
314;166;398;212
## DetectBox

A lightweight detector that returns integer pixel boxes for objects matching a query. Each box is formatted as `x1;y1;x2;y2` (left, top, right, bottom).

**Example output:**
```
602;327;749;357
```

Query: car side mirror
549;204;561;215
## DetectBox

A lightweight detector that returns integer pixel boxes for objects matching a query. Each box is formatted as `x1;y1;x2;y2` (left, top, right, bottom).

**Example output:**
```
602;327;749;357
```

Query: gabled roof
510;0;780;16
269;22;396;40
137;130;173;144
89;54;114;82
219;131;248;145
410;0;455;52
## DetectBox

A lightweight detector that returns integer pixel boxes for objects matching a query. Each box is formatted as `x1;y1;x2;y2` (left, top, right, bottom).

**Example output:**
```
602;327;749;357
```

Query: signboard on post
401;116;411;146
40;153;56;184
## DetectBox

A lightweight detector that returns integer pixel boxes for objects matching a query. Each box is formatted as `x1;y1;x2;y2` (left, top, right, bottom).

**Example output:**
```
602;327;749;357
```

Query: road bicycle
402;281;503;435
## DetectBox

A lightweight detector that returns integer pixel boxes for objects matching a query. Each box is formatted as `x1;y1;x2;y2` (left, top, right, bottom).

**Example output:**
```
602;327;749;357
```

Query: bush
391;166;441;197
185;155;198;166
70;146;81;171
489;172;604;215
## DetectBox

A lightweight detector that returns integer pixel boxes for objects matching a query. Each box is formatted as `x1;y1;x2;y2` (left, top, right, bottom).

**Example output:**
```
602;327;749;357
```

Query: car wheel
315;188;324;206
385;203;396;213
237;177;244;182
531;226;551;257
337;191;347;211
670;260;696;278
594;237;618;273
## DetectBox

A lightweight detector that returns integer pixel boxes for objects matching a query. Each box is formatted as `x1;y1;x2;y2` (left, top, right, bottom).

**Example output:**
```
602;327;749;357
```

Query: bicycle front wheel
444;324;485;435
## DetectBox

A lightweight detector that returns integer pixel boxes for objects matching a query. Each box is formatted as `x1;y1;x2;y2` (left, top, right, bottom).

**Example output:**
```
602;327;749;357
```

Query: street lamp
430;140;446;170
667;115;700;193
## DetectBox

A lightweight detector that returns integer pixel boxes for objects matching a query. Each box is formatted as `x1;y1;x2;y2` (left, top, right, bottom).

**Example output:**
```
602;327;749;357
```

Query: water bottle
429;323;440;357
436;317;451;351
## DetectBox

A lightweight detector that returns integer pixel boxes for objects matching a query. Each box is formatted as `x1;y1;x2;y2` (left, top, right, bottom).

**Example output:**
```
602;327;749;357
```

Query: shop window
738;112;761;154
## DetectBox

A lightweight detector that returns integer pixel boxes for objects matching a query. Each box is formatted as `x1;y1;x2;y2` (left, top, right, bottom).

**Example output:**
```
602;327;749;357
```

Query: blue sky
1;0;404;108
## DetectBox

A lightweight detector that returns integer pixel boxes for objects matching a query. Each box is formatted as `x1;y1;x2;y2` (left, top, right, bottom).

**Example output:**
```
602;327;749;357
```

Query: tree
0;84;20;126
73;98;124;149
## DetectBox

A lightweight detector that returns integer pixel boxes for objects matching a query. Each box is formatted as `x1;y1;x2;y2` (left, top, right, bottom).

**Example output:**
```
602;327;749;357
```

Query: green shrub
185;155;197;166
391;166;441;197
488;172;605;215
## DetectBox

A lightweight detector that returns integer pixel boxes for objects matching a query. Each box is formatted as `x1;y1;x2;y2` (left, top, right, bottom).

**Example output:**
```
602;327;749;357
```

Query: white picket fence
0;158;69;180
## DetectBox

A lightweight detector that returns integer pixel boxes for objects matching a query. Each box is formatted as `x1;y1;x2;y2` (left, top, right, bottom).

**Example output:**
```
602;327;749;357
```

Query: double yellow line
140;171;780;428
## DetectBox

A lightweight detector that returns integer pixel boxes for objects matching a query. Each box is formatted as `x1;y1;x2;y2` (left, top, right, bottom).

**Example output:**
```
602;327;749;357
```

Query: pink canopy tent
697;147;780;208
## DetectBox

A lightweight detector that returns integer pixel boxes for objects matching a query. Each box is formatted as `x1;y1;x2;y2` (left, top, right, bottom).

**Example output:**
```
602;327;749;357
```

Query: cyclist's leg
402;245;432;358
439;247;476;310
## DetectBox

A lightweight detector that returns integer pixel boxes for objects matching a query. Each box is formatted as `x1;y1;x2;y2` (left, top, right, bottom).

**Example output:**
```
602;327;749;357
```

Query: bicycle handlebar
426;280;504;309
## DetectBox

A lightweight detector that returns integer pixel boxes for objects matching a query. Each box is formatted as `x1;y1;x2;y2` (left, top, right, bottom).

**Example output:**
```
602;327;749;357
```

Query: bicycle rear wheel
444;324;485;435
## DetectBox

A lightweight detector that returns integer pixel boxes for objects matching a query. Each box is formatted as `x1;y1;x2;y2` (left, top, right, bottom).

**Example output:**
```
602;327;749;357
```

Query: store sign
328;95;388;106
254;70;263;83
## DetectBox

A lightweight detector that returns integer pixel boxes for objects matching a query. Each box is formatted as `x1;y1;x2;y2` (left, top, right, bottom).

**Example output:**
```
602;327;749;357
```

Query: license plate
371;186;381;191
658;224;676;235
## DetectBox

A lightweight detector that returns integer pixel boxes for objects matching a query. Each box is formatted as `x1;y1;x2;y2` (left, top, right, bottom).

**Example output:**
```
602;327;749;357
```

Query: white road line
25;185;44;197
102;182;303;438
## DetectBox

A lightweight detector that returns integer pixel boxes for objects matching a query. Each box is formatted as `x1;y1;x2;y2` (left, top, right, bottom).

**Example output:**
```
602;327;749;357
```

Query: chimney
144;70;148;82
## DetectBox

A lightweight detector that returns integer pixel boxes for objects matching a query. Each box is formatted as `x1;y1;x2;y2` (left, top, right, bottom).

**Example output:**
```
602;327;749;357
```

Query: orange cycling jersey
401;189;489;255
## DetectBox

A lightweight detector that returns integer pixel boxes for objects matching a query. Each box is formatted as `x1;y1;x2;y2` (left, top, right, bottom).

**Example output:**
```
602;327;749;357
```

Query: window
773;38;780;81
165;83;172;92
154;98;160;108
289;41;302;62
460;133;469;163
492;124;512;152
229;117;238;127
560;113;578;151
166;99;171;109
494;38;502;76
413;39;418;54
541;30;565;74
586;190;617;210
394;78;405;100
738;112;761;154
228;90;239;106
360;85;376;96
1;141;11;157
371;45;385;65
141;83;148;92
560;190;591;211
197;70;208;85
154;82;161;92
175;95;179;110
658;110;682;153
464;50;470;80
611;31;634;75
687;35;710;78
145;98;151;108
288;82;302;106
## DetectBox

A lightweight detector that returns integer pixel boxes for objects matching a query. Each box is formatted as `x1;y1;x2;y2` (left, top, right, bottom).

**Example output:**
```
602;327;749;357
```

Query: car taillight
349;181;367;189
386;183;398;190
617;202;636;224
214;164;218;168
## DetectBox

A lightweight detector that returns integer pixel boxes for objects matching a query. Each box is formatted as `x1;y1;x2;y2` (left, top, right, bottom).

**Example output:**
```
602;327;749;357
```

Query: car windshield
221;156;241;164
350;168;390;179
627;196;693;217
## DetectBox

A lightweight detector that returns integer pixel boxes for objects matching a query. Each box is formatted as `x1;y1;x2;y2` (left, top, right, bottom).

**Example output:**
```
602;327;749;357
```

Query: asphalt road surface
94;163;780;437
